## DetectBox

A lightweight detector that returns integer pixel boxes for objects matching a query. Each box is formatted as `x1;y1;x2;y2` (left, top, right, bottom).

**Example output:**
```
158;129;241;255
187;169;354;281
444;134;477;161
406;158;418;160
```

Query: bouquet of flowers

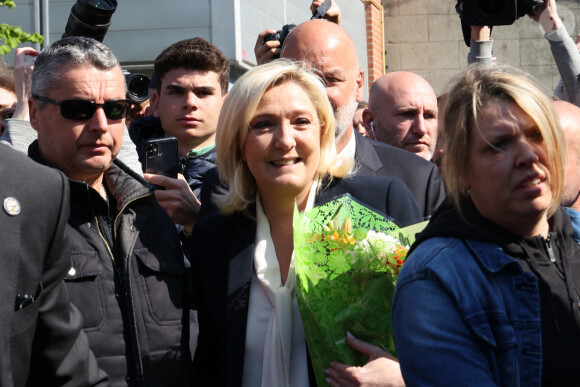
293;194;426;386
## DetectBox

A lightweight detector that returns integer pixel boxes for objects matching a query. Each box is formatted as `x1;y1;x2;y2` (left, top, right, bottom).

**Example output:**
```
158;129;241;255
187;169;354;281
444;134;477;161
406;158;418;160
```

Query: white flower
357;230;406;260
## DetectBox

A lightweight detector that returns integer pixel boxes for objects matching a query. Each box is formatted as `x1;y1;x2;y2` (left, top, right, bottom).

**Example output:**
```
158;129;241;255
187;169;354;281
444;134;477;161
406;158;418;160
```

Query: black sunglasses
33;95;130;121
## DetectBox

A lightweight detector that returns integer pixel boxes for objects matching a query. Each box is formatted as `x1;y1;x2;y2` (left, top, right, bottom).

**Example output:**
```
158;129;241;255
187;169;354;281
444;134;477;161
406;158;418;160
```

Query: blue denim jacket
564;207;580;243
392;237;542;386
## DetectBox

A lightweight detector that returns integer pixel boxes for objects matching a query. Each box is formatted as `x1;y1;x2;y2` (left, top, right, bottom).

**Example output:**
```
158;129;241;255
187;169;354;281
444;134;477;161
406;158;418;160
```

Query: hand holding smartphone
143;137;178;179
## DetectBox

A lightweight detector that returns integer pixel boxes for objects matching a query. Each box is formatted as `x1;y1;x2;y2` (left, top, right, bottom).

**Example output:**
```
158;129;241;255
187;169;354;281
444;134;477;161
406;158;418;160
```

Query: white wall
3;0;366;86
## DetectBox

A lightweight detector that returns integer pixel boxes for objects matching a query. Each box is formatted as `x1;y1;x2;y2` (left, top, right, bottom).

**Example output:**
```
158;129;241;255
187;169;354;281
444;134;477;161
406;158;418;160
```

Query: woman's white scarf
254;181;317;387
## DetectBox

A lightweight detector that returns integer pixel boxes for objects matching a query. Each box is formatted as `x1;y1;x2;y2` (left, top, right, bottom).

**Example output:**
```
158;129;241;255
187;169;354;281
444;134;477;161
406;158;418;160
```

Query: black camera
261;1;334;58
62;0;117;43
263;24;297;58
123;71;150;104
459;0;544;26
62;0;151;104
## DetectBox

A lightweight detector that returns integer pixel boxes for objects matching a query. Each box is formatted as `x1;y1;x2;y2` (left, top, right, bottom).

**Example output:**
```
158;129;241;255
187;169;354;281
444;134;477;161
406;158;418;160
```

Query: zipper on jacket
112;191;152;387
94;215;116;262
86;185;116;262
545;234;556;263
87;183;152;386
544;235;565;281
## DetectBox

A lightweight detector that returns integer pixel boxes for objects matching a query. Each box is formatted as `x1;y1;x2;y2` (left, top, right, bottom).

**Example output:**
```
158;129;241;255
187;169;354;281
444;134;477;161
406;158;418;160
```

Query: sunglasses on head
32;95;130;121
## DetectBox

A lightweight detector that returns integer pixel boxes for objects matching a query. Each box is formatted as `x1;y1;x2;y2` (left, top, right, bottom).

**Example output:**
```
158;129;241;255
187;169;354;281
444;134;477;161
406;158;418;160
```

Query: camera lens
125;73;151;104
146;143;158;157
63;0;118;42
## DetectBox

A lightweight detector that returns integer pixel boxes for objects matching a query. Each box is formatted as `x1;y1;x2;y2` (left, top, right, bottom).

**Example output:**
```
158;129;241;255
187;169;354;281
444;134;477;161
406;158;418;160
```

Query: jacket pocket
10;298;39;387
64;251;106;331
134;248;185;324
468;316;519;385
12;293;40;334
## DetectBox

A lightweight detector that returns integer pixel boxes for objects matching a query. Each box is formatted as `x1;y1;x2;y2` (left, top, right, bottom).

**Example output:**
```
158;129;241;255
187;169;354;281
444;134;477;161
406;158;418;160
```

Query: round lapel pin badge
4;197;21;216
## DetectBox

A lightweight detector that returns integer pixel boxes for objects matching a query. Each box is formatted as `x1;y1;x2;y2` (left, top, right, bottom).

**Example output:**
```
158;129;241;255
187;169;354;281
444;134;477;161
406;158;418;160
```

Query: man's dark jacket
353;131;445;218
0;144;108;386
29;141;192;387
190;175;422;386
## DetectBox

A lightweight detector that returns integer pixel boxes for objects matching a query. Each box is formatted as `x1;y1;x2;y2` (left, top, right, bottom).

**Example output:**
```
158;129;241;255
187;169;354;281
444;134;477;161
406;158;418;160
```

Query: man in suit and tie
0;143;108;387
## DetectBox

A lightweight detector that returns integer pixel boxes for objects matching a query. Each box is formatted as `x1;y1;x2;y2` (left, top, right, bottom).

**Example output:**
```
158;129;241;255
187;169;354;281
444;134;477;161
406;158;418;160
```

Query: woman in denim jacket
393;66;580;386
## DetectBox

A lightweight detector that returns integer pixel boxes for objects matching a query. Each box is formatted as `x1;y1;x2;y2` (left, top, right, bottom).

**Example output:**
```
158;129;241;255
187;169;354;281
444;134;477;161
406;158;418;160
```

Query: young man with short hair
136;37;230;233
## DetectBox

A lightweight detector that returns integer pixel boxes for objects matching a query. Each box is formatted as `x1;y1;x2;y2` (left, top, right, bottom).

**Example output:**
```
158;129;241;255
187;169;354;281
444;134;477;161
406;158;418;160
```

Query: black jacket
353;131;446;219
0;144;109;387
191;175;422;386
29;141;192;387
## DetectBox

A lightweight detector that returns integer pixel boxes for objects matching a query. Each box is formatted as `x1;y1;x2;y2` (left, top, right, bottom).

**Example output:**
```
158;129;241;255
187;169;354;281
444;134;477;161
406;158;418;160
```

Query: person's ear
362;108;374;131
150;90;161;118
462;177;471;194
355;68;364;103
28;98;40;131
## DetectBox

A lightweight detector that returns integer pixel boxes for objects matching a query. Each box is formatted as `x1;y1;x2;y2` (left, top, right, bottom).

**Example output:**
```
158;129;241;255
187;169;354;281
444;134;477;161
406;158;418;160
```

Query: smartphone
143;137;178;179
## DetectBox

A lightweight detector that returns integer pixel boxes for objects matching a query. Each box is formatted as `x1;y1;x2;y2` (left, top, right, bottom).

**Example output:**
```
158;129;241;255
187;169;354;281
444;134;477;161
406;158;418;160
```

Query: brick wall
365;0;385;89
382;0;580;96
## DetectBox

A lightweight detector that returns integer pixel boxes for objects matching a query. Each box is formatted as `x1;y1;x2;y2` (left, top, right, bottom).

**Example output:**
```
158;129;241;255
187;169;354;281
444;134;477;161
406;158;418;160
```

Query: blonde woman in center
190;59;421;386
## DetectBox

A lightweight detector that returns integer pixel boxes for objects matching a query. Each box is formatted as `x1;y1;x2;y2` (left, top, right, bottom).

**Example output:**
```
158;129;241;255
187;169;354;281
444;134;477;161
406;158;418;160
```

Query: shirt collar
187;143;216;158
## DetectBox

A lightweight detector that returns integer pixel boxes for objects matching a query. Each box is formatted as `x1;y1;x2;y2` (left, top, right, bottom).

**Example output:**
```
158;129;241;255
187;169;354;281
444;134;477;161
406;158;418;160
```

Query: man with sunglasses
0;47;144;176
27;36;192;387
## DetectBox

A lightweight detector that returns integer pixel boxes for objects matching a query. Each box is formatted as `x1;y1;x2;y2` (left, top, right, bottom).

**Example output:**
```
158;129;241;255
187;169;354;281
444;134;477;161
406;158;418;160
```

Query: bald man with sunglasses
27;37;192;387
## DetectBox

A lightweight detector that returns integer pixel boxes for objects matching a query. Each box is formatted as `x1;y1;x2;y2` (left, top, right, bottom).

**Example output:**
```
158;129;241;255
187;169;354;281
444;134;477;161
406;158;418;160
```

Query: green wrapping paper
293;194;426;386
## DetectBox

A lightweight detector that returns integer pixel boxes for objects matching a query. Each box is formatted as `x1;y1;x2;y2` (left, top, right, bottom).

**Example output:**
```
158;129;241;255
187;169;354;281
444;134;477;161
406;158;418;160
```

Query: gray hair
31;36;121;99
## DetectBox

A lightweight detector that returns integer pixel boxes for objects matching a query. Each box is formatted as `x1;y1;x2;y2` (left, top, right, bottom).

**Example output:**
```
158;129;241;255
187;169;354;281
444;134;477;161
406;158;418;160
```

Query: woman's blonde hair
440;65;564;218
214;59;351;215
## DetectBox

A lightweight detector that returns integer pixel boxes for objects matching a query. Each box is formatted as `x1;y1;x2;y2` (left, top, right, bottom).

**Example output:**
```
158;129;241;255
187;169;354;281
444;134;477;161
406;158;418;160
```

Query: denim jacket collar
465;239;524;274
